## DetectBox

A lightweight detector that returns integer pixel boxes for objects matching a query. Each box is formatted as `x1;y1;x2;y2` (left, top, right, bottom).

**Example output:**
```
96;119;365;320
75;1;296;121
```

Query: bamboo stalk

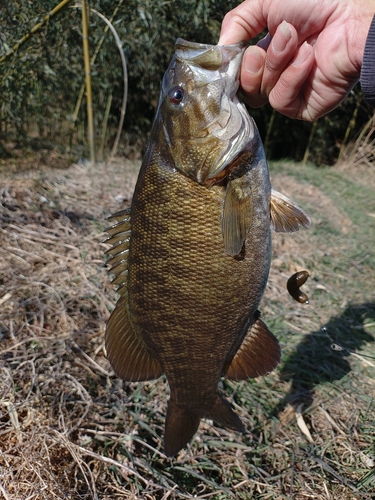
99;93;113;161
90;8;128;163
69;0;124;147
303;120;318;164
0;0;72;64
81;0;95;163
71;83;87;129
338;94;362;161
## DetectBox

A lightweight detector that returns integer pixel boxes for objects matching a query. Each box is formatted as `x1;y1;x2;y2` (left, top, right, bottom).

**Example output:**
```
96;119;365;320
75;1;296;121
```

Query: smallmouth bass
105;38;311;457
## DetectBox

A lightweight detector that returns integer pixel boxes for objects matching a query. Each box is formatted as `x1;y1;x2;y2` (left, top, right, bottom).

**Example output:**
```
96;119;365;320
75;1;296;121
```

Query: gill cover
159;38;253;184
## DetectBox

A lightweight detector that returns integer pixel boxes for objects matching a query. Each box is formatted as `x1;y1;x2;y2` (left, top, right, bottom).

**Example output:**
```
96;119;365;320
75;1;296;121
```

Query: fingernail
244;46;263;74
272;20;292;54
292;41;312;66
257;33;272;51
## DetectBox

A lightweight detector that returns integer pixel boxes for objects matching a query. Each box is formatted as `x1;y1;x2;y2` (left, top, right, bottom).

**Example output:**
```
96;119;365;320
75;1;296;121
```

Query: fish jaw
174;38;245;97
157;38;253;185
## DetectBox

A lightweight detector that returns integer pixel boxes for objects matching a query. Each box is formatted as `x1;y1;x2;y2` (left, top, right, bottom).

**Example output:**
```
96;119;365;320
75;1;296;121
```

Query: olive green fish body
105;39;311;456
128;138;271;404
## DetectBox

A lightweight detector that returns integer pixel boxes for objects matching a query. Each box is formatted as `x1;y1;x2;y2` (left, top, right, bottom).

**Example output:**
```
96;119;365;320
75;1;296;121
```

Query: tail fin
164;403;200;457
207;395;245;433
164;396;245;457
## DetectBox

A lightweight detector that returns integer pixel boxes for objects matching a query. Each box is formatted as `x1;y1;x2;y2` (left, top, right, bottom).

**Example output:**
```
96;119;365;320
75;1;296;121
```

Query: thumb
219;0;266;45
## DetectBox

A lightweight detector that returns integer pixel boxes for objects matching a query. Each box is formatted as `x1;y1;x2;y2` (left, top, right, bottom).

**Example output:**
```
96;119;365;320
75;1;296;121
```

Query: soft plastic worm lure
287;270;310;303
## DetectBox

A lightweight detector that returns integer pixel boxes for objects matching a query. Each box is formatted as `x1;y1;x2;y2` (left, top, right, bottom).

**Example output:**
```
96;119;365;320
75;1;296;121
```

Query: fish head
157;38;255;185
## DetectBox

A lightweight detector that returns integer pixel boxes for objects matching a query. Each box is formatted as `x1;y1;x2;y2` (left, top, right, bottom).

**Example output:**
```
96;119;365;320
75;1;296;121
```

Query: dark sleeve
360;14;375;108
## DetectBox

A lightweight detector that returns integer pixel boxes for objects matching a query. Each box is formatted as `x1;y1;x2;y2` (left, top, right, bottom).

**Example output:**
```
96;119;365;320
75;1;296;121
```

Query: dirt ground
0;157;374;499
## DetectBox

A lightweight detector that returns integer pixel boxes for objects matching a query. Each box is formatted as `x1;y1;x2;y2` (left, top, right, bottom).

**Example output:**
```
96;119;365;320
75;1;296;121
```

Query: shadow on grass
274;302;375;414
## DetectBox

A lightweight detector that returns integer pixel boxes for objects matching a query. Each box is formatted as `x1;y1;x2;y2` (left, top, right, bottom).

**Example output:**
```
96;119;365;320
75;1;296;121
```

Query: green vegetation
0;0;239;159
1;0;374;164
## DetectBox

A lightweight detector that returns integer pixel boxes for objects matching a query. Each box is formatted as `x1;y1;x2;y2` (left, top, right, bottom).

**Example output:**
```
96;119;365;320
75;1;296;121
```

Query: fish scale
105;38;311;456
130;169;252;343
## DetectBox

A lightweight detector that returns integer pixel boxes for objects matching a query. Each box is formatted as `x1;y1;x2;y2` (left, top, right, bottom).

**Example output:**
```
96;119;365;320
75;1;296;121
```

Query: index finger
219;0;266;45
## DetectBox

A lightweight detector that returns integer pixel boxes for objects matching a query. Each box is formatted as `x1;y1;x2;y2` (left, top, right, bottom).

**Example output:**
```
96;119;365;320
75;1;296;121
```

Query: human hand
219;0;375;121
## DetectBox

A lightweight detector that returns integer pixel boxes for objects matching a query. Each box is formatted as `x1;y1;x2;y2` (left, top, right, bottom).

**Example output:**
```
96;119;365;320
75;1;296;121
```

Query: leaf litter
0;158;374;499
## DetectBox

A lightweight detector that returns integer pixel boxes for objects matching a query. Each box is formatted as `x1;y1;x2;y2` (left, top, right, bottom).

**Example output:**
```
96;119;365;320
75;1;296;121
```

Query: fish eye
168;86;184;105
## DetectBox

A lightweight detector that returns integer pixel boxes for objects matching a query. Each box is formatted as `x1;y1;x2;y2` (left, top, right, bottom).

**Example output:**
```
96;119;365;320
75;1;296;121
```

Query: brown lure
287;270;310;303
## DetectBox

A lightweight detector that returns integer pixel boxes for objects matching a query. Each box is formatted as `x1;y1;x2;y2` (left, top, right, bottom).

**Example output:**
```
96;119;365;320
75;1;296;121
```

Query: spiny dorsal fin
222;178;252;256
270;189;311;233
105;208;132;293
106;295;163;381
107;207;131;222
225;315;280;380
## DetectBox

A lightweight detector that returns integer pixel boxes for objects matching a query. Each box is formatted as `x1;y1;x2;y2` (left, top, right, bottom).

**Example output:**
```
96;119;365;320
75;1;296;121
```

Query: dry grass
337;117;375;174
0;158;374;499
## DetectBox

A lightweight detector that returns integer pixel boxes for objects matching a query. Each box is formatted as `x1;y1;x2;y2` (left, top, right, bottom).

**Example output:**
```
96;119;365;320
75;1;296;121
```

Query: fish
105;38;311;457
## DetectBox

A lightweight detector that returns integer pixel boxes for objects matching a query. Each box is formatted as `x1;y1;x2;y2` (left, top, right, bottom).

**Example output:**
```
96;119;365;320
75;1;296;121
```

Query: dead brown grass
0;159;374;499
0;160;140;499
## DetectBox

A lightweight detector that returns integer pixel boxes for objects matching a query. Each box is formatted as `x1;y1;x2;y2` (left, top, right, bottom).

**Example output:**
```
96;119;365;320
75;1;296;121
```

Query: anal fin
270;189;311;233
225;314;281;380
106;296;163;381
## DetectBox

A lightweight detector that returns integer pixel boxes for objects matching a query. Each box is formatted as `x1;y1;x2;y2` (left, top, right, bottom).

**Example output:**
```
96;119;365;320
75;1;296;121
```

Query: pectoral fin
225;314;281;380
270;189;311;233
105;208;163;381
222;178;252;256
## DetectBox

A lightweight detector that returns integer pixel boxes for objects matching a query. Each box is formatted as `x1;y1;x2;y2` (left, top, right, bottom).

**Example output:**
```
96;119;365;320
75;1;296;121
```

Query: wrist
360;13;375;107
349;0;375;73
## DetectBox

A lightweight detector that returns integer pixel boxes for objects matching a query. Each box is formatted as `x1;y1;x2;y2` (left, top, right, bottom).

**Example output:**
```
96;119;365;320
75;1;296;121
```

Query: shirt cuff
360;14;375;108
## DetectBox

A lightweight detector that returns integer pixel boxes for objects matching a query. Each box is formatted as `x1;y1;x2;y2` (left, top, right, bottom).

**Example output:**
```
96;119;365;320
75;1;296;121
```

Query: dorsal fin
222;178;252;256
225;315;280;380
270;189;311;233
106;296;163;381
105;208;132;293
107;207;131;221
105;208;163;382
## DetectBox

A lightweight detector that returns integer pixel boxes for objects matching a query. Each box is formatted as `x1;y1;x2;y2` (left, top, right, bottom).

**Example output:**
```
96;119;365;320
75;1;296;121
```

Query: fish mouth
175;39;253;184
174;38;245;100
175;38;245;72
168;38;254;185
